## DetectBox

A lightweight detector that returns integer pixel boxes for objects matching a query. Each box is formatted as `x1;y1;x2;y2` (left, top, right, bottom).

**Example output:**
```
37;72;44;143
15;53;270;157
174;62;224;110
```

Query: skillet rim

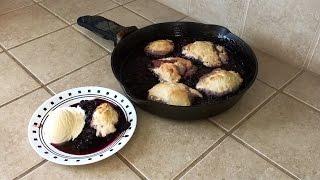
110;21;258;108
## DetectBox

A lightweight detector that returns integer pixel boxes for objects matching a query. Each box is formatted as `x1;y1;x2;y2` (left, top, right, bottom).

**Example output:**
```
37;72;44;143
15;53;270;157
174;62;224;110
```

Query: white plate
28;86;137;165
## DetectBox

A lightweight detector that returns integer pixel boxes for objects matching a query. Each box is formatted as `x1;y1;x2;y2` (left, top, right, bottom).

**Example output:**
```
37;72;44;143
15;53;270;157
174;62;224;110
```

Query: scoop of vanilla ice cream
91;103;119;137
44;106;85;144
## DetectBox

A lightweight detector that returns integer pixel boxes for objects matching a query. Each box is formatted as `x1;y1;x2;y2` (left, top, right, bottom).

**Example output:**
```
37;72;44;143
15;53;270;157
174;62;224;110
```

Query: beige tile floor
0;0;319;179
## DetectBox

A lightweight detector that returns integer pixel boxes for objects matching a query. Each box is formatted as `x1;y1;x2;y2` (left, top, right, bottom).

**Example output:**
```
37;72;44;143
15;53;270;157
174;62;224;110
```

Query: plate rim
27;86;137;166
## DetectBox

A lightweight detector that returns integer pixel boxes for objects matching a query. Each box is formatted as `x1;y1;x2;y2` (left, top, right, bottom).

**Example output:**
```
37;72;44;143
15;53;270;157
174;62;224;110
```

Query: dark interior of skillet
112;22;258;106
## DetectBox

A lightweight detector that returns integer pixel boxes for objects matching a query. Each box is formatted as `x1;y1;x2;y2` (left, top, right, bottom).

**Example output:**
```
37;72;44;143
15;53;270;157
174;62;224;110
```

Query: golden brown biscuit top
196;69;243;96
145;39;174;56
148;82;202;106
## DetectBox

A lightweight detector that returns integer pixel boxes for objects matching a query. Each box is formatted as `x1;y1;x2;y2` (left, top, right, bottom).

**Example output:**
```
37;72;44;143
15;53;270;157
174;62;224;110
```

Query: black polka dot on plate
54;156;57;159
37;115;41;118
64;159;68;161
125;105;129;108
34;138;38;141
76;160;80;162
100;154;103;157
110;149;113;152
50;102;54;105
121;100;124;102
44;152;48;154
129;119;133;122
118;142;122;145
43;108;47;111
129;127;132;130
68;93;72;96
88;158;92;160
106;92;109;95
88;89;91;93
129;112;132;115
124;135;129;137
33;123;38;126
32;130;36;133
78;90;81;94
97;90;101;93
59;96;63;100
114;95;117;98
37;145;41;148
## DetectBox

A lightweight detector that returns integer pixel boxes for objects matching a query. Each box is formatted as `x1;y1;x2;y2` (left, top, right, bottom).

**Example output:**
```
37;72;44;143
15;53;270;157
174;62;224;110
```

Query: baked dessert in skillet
43;99;130;155
148;82;202;106
145;39;174;56
182;41;228;67
150;57;197;82
196;69;243;96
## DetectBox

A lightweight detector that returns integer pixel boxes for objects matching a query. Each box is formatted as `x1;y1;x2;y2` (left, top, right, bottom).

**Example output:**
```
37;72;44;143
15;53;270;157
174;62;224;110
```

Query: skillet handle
77;15;138;46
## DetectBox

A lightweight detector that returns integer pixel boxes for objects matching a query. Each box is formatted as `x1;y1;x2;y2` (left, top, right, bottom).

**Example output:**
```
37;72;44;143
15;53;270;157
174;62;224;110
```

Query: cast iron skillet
77;16;258;120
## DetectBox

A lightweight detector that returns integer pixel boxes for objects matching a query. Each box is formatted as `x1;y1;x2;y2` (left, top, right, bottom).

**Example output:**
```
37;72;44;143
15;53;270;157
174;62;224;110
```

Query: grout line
36;3;71;25
122;5;155;24
4;51;45;87
0;87;42;109
282;92;320;113
240;0;251;37
230;135;300;180
44;55;108;87
305;20;320;68
176;15;188;22
13;160;48;180
0;2;35;17
173;134;229;179
6;25;70;51
116;153;149;180
228;69;304;134
111;0;137;6
277;69;304;90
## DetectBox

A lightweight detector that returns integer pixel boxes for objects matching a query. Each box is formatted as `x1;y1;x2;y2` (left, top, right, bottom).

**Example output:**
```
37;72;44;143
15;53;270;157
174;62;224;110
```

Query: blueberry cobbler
43;99;130;155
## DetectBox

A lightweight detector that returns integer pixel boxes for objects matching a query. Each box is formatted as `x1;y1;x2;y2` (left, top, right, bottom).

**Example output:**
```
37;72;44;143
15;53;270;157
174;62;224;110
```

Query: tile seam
13;160;48;180
240;0;251;37
122;5;155;23
230;134;300;180
306;20;320;69
116;153;149;180
303;20;320;69
43;55;109;87
173;134;229;180
282;91;320;113
0;2;35;17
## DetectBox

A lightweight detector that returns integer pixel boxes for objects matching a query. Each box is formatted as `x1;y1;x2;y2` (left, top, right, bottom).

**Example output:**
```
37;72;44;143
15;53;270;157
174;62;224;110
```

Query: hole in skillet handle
77;15;138;46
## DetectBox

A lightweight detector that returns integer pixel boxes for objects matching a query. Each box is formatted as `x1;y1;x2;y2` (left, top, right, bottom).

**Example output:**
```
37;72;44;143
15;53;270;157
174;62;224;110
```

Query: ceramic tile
308;40;320;75
179;16;199;22
120;108;224;179
0;4;66;49
112;0;134;5
0;0;33;15
243;0;319;66
156;0;190;15
255;49;300;89
0;53;39;106
235;93;320;179
10;27;107;84
73;6;152;52
284;71;320;110
0;89;50;179
210;80;275;130
188;0;248;35
22;156;139;180
124;0;185;23
48;56;122;93
182;138;291;180
40;0;118;24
